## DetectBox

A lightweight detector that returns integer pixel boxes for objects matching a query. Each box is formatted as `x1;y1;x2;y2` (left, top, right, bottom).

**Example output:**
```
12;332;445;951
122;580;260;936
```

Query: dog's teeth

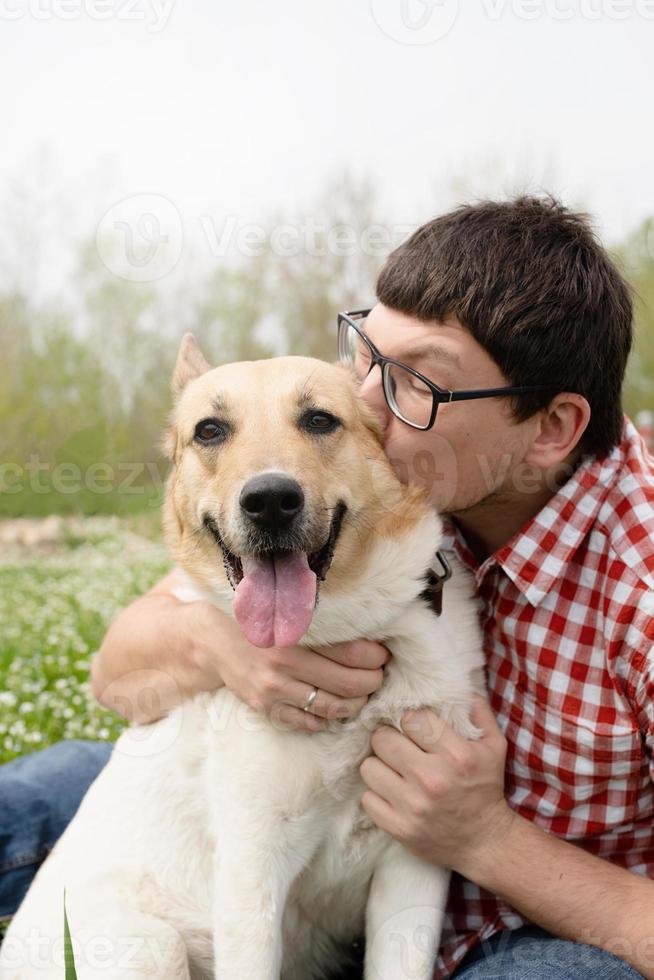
222;553;237;590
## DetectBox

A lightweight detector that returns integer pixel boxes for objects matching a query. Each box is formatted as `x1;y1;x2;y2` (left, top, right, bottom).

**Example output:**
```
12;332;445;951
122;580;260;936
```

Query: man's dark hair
376;195;633;456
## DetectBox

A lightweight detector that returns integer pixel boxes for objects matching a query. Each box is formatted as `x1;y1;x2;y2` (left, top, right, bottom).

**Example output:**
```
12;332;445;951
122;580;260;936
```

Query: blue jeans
451;924;645;978
0;739;112;921
329;924;646;980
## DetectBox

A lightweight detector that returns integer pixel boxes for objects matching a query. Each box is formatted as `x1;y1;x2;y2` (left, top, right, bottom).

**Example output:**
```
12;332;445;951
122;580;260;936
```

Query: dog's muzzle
202;496;346;650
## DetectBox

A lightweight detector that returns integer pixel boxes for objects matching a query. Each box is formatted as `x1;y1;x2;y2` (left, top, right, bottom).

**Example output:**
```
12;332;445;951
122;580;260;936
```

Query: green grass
0;486;165;519
64;894;77;979
0;515;171;765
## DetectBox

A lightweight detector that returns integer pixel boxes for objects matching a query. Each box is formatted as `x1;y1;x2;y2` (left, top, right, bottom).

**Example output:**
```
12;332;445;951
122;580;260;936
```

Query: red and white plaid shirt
434;415;654;978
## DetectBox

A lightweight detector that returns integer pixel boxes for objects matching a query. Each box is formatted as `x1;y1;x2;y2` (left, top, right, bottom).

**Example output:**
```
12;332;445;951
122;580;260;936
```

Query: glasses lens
384;362;434;429
338;316;373;381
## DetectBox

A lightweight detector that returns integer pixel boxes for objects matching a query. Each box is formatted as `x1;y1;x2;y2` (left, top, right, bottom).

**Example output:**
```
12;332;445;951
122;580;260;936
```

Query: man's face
357;304;538;516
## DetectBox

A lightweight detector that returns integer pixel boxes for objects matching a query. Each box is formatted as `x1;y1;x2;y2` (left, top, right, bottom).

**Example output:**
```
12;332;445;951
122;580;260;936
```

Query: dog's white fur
0;348;485;980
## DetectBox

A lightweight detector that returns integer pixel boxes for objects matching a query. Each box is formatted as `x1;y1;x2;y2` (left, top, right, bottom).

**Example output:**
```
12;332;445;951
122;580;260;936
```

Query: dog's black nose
239;474;305;531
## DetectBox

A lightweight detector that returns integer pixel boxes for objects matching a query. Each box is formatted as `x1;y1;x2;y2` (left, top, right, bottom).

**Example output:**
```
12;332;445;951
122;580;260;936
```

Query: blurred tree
0;292;32;460
616;218;654;418
265;172;388;361
188;261;274;365
10;175;653;516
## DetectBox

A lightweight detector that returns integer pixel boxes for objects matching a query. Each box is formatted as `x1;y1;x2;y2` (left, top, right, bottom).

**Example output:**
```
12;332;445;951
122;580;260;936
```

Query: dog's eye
194;418;229;444
300;411;341;434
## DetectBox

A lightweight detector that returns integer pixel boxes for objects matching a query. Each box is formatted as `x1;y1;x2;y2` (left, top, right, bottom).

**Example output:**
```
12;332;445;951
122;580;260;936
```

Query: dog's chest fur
0;509;485;980
170;513;485;954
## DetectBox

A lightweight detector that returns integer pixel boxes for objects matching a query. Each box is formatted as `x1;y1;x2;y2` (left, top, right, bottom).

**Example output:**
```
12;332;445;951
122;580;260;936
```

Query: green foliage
0;173;385;517
616;218;654;417
0;518;169;764
190;263;275;365
1;179;653;519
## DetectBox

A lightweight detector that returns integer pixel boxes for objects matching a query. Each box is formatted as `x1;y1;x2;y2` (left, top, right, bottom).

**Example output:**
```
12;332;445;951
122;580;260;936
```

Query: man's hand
94;567;390;729
359;695;515;872
219;637;391;734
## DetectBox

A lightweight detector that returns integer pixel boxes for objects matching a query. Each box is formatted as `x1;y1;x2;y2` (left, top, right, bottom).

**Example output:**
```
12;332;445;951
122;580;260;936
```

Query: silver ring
302;687;319;712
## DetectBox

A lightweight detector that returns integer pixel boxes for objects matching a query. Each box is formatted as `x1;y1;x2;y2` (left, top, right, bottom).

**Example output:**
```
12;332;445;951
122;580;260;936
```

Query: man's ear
172;333;211;399
523;393;591;469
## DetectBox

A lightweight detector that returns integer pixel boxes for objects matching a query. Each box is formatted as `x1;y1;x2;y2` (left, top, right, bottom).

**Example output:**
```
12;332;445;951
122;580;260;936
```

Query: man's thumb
470;694;501;738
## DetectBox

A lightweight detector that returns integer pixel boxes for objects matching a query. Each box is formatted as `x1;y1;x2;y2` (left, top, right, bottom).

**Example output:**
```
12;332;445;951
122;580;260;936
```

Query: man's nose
358;365;391;430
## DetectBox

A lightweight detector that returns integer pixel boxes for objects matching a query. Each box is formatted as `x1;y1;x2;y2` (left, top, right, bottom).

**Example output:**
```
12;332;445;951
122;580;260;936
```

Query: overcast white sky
1;0;653;295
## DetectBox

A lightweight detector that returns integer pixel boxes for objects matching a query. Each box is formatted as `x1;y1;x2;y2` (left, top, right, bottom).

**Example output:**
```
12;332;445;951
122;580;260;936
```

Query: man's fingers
291;647;386;700
400;708;459;753
312;639;391;670
360;755;405;802
271;703;329;734
281;681;367;721
400;699;503;754
262;642;386;712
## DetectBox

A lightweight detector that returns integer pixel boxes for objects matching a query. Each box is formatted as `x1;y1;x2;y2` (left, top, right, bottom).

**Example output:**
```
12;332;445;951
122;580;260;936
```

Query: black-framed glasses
337;308;559;431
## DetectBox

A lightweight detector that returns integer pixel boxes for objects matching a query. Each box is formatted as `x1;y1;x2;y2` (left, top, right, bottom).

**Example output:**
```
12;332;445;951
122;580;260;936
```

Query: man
2;196;653;979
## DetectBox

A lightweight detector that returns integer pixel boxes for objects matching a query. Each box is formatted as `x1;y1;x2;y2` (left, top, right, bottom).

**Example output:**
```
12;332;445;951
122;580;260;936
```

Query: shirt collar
441;424;629;607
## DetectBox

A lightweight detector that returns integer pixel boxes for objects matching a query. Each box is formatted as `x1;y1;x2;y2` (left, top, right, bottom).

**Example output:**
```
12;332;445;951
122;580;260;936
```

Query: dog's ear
332;360;384;442
356;400;384;445
159;417;178;462
172;333;211;399
348;380;384;444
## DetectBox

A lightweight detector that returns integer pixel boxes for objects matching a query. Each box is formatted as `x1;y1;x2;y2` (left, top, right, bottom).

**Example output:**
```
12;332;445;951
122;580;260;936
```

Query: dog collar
420;549;452;617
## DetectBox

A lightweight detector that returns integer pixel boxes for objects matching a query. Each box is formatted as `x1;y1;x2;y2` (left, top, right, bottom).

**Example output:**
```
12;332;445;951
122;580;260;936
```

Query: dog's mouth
202;503;347;648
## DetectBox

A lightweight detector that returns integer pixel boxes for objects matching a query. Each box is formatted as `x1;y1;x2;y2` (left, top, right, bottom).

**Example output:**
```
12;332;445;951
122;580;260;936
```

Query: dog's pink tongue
234;553;317;648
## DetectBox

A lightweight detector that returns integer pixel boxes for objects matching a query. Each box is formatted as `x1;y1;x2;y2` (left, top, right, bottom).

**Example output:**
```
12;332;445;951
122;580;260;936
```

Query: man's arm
92;569;390;729
360;696;654;979
462;807;654;978
91;569;231;724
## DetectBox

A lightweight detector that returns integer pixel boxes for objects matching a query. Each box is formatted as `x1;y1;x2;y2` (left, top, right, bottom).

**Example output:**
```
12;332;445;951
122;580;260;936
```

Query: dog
0;335;485;980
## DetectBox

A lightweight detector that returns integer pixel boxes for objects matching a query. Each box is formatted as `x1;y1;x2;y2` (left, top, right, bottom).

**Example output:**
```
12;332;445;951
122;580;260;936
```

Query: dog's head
162;334;432;649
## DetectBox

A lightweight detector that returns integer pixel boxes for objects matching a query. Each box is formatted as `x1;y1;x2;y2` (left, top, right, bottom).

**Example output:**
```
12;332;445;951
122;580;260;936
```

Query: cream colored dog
0;336;485;980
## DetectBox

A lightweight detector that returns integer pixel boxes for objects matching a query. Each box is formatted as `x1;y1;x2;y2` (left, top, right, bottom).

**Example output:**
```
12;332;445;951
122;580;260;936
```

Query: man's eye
194;418;229;444
300;411;341;434
354;353;371;378
411;379;433;396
